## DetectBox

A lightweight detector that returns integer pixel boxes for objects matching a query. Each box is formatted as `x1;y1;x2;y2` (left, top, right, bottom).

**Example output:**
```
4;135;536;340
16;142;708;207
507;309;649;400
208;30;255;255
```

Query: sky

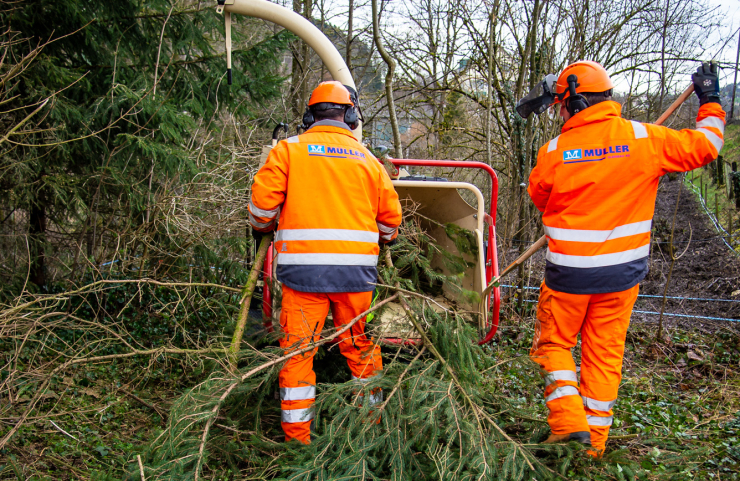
711;0;740;86
272;0;740;90
604;0;740;94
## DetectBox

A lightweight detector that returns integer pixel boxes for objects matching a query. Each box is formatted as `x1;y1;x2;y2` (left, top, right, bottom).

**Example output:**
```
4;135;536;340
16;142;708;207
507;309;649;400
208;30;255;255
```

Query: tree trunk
290;0;312;120
485;8;496;168
29;202;46;289
345;0;353;74
658;0;669;117
731;26;740;120
372;0;402;158
515;0;541;311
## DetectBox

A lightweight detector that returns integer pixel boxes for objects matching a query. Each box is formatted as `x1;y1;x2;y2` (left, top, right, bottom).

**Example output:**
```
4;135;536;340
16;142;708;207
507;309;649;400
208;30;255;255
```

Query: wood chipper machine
217;0;501;344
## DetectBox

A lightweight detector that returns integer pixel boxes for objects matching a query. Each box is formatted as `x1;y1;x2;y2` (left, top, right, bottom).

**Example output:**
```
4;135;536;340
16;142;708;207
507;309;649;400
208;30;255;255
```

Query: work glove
379;238;397;249
692;61;720;105
251;227;274;247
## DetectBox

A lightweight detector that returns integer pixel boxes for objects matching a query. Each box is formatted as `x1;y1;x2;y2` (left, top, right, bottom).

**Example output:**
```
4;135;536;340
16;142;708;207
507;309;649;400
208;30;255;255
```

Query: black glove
251;228;274;246
692;61;720;105
379;237;397;248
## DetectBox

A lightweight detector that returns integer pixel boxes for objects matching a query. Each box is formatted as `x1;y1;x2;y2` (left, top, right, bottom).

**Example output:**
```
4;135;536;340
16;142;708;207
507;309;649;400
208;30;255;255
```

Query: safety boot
542;431;591;446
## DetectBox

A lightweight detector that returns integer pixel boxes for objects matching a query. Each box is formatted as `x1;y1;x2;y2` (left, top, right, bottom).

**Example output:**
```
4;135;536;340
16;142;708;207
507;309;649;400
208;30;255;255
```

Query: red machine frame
261;159;501;345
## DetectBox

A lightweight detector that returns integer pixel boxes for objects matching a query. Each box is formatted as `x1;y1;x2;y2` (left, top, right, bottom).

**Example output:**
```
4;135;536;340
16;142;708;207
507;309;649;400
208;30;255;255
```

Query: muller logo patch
308;144;326;154
563;149;582;161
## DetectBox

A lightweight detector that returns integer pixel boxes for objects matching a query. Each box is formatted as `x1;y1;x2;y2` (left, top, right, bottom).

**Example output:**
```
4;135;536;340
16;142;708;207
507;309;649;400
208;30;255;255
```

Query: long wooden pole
480;83;695;300
229;234;273;366
654;84;694;126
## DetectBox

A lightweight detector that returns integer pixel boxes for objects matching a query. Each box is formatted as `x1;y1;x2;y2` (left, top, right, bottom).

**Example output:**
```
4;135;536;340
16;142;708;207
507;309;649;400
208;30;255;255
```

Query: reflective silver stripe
287;136;299;143
280;385;316;401
697;116;725;133
376;222;396;234
697;127;724;153
547;136;559;152
249;212;274;229
356;388;384;405
630;120;648;139
277;253;378;266
546;244;649;268
544;370;578;387
582;396;616;412
545;385;580;403
281;407;314;423
587;415;613;426
369;391;383;405
544;220;652;243
377;223;396;242
276;229;378;243
249;200;279;219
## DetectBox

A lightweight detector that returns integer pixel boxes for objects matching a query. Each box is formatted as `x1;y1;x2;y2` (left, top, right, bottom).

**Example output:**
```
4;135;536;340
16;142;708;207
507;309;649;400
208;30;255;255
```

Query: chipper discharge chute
382;159;500;345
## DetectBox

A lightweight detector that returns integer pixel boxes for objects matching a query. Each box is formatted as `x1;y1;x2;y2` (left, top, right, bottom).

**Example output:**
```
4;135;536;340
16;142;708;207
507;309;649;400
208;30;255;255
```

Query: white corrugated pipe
217;0;361;141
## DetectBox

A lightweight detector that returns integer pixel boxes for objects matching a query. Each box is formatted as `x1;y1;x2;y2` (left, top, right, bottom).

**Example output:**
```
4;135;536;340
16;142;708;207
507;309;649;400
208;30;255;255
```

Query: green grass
4;313;740;480
685;155;738;252
724;123;740;157
487;320;740;480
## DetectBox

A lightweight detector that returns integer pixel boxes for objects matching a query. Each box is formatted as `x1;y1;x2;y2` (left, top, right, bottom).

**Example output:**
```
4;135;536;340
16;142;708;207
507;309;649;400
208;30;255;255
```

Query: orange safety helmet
554;61;613;103
308;81;354;106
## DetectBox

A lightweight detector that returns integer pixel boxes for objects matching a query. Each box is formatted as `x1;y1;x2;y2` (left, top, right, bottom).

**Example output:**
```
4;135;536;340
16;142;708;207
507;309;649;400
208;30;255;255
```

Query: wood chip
687;351;704;362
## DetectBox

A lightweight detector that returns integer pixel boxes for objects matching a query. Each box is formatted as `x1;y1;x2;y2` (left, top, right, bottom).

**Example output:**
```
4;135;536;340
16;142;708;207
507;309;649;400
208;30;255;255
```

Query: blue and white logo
563;149;582;161
308;144;326;154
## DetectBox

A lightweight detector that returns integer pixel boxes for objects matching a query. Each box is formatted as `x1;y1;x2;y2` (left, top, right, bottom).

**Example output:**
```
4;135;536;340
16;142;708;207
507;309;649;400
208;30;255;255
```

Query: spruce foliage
0;0;291;292
131;213;592;480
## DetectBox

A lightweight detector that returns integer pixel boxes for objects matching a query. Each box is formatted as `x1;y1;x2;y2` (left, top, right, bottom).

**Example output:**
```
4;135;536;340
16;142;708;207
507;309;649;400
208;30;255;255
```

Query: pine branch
189;293;401;480
383;248;537;473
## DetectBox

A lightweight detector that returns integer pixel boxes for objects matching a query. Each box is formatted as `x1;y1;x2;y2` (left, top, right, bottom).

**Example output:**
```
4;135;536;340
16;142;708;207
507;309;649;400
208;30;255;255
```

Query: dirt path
638;176;740;331
502;175;740;332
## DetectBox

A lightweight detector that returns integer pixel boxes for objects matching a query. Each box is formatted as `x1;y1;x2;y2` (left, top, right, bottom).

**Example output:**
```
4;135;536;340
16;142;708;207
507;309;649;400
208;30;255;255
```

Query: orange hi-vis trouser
279;285;383;443
530;282;639;453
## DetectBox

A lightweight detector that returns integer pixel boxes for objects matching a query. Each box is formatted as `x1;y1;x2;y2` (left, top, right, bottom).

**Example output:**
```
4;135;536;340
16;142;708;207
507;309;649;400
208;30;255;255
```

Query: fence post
732;162;740;209
717;155;725;187
730;211;734;246
716;192;719;221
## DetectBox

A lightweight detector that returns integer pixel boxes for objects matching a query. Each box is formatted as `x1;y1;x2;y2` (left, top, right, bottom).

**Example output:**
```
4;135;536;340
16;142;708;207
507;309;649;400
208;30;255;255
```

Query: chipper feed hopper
218;0;501;344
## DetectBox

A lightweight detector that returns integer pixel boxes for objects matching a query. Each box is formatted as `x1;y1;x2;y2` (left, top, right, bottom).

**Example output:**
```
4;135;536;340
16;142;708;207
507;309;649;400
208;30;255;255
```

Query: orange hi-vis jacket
249;120;402;293
528;101;725;294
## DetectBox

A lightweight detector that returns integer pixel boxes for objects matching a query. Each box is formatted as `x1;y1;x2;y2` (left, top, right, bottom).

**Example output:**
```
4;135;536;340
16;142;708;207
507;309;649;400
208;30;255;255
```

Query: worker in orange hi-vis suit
521;61;725;456
248;81;402;444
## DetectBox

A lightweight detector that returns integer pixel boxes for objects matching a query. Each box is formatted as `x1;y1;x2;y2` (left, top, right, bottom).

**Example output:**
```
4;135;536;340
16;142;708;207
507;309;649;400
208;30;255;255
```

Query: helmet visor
515;74;558;118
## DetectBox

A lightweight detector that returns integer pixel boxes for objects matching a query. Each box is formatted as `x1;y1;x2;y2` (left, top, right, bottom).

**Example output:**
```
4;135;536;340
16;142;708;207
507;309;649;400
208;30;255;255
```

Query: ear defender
565;74;589;116
344;106;359;130
343;84;362;130
301;108;315;130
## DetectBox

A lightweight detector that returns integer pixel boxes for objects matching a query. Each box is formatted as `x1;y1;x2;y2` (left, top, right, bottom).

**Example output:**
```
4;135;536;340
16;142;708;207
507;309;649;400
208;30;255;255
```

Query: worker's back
278;124;386;235
250;120;402;293
529;101;724;294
